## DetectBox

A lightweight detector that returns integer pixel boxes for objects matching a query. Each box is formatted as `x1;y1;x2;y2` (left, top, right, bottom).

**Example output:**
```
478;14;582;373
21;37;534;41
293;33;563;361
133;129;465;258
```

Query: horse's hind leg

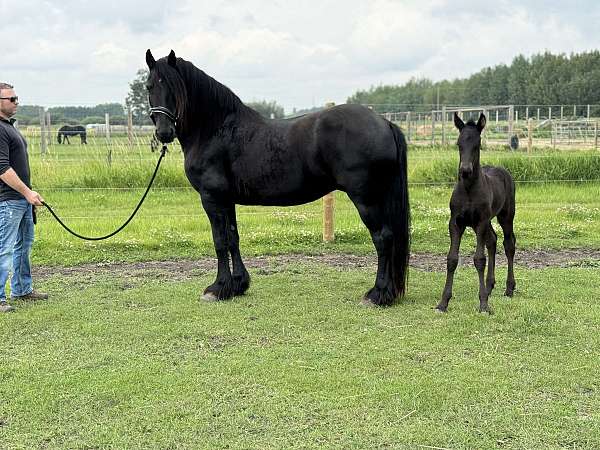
227;206;250;296
498;211;516;297
485;223;497;296
436;218;465;312
349;197;396;306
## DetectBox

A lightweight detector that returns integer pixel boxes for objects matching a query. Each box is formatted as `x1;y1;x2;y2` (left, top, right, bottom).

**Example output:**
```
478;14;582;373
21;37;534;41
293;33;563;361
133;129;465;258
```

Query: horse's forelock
155;61;187;122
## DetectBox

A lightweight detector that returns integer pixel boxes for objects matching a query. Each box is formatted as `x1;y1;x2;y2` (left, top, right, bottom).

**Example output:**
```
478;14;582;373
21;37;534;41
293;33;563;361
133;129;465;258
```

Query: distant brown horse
436;113;516;314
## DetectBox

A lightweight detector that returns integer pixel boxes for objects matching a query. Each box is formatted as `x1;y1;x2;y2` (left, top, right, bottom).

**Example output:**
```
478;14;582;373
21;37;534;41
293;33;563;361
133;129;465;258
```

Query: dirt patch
33;249;600;281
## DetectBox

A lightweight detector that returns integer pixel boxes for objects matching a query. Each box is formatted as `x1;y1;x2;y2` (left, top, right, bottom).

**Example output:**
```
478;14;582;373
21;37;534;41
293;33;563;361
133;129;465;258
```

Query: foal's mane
154;57;257;137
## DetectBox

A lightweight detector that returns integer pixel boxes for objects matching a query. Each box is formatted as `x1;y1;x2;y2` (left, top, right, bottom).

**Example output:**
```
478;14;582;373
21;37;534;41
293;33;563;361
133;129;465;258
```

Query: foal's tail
387;121;411;299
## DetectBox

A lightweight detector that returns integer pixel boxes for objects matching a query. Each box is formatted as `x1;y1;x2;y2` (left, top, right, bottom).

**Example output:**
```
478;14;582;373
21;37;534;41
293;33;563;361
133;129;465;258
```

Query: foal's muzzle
460;163;473;179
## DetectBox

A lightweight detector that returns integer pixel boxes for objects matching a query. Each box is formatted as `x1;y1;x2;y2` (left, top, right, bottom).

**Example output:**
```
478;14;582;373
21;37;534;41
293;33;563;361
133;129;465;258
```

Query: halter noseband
149;106;178;126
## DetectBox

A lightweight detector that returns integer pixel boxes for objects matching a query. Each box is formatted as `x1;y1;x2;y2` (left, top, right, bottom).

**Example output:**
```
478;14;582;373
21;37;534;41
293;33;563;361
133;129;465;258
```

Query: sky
3;0;600;113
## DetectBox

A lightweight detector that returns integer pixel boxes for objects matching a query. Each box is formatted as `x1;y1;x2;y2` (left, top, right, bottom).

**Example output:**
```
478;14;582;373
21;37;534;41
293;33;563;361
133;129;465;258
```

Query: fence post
482;108;488;147
507;105;514;147
105;113;112;165
595;121;598;150
39;107;47;155
127;107;133;148
431;110;436;145
46;111;52;146
537;108;540;121
323;101;335;243
441;105;447;147
406;111;411;143
527;118;533;154
587;104;591;120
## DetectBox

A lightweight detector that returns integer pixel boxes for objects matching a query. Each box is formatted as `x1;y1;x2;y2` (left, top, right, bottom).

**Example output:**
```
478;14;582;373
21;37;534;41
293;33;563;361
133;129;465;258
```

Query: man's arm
0;168;44;206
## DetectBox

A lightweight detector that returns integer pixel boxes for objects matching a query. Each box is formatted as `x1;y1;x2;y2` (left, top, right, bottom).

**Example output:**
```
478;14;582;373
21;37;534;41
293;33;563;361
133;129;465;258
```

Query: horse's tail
386;121;411;299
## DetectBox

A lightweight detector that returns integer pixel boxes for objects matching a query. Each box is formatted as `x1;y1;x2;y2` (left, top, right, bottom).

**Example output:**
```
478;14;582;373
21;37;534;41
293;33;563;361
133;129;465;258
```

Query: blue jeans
0;199;34;301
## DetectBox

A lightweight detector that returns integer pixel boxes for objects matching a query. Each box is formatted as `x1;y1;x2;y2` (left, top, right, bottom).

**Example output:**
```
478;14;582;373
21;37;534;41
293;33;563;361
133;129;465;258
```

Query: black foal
436;113;516;314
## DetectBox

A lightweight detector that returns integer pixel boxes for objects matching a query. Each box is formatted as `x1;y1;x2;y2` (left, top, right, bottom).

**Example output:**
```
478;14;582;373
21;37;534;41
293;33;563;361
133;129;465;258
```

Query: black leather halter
149;106;178;125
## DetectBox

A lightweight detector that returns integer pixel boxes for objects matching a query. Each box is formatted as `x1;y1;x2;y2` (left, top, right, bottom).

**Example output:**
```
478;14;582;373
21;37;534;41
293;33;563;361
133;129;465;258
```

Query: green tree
246;100;285;119
125;69;151;125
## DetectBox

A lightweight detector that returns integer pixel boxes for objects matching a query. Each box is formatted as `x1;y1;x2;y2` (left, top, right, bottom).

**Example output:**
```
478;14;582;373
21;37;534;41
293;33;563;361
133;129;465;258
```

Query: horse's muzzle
157;129;176;144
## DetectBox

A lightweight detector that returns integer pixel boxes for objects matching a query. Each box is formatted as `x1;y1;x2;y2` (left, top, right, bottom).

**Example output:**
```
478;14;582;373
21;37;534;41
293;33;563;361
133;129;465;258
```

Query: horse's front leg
201;196;234;301
474;223;491;314
436;218;465;312
227;206;250;296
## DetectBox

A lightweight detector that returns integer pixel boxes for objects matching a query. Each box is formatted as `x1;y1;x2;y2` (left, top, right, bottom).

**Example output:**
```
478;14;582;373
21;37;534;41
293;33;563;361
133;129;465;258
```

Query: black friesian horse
436;113;516;314
57;125;87;144
145;49;410;306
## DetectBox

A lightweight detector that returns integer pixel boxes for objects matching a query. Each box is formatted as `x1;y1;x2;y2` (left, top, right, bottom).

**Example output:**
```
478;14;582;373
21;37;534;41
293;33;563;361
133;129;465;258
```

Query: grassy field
1;140;599;448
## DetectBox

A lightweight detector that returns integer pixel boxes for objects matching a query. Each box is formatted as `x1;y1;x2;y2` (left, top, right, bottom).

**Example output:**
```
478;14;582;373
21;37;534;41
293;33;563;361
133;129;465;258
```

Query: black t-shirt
0;117;30;201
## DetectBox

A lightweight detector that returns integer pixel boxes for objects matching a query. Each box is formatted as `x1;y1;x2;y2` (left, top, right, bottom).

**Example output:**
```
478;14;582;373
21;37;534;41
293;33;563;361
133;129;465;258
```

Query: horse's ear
146;49;156;69
453;112;465;131
476;113;486;132
168;50;177;67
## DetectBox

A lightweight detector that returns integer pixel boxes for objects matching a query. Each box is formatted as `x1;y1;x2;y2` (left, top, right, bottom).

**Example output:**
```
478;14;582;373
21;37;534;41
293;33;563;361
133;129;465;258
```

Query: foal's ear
168;50;177;67
476;113;486;132
146;49;156;69
453;112;465;131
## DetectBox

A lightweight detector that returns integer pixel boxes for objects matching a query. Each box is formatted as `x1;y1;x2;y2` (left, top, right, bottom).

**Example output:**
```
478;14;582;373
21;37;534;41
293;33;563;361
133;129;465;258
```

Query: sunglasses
0;96;18;103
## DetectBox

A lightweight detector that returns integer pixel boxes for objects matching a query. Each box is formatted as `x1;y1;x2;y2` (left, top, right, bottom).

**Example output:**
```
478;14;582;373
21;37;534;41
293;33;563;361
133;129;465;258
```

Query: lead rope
42;144;168;241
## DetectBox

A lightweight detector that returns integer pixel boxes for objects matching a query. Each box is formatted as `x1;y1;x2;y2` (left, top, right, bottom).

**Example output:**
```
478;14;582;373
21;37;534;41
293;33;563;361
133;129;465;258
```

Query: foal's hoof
434;306;447;313
201;292;220;302
504;289;514;297
360;297;379;308
478;306;493;315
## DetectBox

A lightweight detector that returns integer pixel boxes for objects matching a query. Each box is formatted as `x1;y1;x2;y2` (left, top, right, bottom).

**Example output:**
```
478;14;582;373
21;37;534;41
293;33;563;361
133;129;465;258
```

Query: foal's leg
201;196;234;301
474;223;491;313
485;223;497;296
226;206;250;296
436;218;465;312
498;212;516;297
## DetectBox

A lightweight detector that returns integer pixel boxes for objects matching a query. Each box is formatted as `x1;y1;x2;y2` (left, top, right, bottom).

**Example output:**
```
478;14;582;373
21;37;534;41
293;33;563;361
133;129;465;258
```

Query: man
0;82;48;313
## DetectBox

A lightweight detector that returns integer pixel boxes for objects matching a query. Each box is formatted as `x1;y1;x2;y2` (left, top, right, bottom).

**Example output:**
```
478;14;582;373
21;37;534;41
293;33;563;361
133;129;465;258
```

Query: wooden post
127;107;133;148
548;107;552;119
527;118;533;154
595;121;598;150
507;105;514;147
323;101;335;243
537;108;540;121
495;110;499;124
525;106;529;120
515;110;519;124
560;106;564;120
587;104;591;120
431;110;436;145
406;111;411;143
105;113;112;165
46;111;51;146
441;105;447;147
39;107;47;155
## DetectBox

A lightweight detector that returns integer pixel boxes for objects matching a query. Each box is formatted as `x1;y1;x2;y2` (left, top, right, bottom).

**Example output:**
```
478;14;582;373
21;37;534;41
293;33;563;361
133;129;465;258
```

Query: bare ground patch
33;249;600;282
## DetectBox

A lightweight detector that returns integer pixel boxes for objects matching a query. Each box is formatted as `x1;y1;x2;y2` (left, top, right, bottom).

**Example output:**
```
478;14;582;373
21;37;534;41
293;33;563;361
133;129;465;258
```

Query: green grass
2;140;599;448
1;264;599;448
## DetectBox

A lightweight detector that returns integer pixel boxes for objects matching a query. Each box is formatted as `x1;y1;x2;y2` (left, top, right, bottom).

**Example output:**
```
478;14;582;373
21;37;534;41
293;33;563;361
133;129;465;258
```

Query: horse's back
483;165;516;214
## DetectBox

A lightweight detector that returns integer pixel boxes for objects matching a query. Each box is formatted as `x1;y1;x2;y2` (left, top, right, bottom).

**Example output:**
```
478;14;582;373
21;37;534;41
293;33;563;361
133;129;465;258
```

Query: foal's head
453;112;486;181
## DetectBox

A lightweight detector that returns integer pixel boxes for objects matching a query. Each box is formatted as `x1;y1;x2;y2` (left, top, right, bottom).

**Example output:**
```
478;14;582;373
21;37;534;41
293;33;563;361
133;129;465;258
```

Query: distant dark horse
57;125;87;144
145;49;410;306
436;113;516;314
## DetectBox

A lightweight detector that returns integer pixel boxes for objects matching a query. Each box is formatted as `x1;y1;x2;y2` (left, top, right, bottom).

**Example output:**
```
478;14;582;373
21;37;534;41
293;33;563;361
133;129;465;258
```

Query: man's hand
25;190;44;206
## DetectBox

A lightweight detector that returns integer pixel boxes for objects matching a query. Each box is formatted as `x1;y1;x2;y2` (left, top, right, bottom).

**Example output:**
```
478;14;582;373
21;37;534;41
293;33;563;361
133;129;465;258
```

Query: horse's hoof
479;307;493;315
504;290;514;297
434;306;447;313
360;297;379;308
201;292;219;302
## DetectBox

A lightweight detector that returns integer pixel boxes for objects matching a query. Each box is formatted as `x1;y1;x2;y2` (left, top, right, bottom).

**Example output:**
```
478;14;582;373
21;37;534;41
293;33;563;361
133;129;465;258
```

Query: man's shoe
0;302;15;313
12;290;49;301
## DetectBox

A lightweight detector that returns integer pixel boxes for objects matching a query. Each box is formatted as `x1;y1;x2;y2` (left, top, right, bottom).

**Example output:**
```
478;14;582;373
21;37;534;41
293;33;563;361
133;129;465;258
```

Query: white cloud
4;0;600;112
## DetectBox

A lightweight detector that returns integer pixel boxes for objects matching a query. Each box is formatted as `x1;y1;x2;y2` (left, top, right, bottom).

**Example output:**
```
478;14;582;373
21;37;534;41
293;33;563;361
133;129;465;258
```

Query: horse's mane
154;57;258;137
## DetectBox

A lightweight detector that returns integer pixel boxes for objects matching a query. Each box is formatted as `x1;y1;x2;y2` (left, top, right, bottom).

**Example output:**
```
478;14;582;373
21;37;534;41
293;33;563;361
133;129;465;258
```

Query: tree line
347;50;600;112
